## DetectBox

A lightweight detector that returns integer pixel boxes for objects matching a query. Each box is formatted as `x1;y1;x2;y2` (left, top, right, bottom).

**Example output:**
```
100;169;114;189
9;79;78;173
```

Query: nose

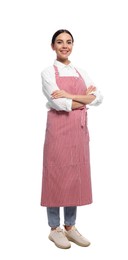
62;43;68;48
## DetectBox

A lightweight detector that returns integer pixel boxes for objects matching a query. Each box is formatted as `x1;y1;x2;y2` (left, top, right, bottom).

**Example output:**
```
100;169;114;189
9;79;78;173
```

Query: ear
51;44;55;51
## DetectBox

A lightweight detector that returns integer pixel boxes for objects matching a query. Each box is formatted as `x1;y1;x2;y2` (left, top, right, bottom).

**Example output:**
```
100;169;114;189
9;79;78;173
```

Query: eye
67;41;72;44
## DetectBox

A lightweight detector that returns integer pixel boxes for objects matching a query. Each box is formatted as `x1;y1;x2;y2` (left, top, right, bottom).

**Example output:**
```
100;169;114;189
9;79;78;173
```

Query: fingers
87;85;96;91
51;90;60;97
86;85;96;94
51;90;65;99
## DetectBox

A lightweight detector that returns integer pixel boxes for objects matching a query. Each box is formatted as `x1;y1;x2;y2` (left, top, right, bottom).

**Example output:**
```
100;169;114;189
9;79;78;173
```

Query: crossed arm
51;86;96;109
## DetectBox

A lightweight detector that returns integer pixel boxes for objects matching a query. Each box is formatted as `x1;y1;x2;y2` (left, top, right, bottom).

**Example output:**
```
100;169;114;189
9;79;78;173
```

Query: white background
0;0;128;259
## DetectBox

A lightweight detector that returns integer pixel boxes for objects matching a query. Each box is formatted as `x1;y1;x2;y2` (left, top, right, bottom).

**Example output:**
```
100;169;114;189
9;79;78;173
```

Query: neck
57;58;70;65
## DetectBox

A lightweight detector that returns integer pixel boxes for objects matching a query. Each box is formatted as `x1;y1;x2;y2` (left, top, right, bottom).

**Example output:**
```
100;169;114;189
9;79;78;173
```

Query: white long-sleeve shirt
41;60;103;112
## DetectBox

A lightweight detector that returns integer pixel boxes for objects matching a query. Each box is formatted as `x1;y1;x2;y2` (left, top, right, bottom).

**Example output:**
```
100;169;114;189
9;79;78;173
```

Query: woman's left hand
86;85;96;95
51;90;73;99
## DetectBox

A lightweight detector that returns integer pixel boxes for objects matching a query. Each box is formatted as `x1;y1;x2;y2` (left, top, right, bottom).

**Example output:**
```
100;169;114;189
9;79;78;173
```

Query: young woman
40;29;103;249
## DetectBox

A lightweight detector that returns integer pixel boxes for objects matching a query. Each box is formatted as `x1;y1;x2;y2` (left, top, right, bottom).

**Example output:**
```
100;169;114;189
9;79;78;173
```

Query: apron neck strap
53;65;59;78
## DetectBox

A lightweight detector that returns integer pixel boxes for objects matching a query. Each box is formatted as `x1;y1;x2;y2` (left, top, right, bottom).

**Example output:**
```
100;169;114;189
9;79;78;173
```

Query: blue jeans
47;207;77;228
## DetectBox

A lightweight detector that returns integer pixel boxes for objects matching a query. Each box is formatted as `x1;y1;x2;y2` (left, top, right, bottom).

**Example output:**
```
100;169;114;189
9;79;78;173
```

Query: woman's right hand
51;90;73;99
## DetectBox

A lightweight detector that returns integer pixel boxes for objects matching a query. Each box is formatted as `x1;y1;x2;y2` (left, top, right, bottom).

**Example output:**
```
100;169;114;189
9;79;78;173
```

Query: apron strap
53;65;59;78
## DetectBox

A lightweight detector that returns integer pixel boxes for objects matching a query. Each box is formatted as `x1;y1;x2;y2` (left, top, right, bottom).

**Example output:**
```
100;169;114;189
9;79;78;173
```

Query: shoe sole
65;235;91;247
48;236;71;249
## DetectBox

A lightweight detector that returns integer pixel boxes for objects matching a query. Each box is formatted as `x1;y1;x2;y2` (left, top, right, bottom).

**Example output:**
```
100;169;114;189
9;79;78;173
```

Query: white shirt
41;60;103;112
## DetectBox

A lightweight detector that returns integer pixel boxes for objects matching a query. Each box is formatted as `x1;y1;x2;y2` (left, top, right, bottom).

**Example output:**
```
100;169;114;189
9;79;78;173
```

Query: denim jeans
47;207;77;228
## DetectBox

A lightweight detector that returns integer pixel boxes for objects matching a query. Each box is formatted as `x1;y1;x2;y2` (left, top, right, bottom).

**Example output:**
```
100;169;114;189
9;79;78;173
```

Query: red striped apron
41;66;92;207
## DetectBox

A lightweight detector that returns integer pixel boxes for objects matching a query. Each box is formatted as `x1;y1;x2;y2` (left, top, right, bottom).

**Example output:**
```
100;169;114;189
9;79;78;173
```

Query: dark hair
51;29;74;45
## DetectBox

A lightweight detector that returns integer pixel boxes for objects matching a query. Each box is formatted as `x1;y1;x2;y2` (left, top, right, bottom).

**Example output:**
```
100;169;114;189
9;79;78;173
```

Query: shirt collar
54;60;75;70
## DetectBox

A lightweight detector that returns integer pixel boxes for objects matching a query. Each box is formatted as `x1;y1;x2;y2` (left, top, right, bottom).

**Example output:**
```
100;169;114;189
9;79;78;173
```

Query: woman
40;29;103;249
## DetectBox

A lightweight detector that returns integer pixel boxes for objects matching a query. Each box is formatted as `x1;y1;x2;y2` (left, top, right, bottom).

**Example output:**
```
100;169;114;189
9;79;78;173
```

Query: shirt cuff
46;98;72;112
66;98;72;111
89;90;103;106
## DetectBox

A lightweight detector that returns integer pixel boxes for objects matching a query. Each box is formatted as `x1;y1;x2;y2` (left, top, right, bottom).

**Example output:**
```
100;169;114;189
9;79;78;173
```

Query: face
51;32;73;64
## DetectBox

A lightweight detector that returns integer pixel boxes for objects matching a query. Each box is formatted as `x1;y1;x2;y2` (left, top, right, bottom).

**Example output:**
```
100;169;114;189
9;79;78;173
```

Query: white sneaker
64;226;90;247
48;227;71;249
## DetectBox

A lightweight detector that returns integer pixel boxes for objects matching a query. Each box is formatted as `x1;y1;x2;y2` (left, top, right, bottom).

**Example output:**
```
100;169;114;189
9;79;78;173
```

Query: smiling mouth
60;50;69;54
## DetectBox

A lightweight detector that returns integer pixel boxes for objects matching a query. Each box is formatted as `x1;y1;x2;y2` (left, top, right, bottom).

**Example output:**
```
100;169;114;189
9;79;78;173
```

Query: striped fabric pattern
41;66;92;207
